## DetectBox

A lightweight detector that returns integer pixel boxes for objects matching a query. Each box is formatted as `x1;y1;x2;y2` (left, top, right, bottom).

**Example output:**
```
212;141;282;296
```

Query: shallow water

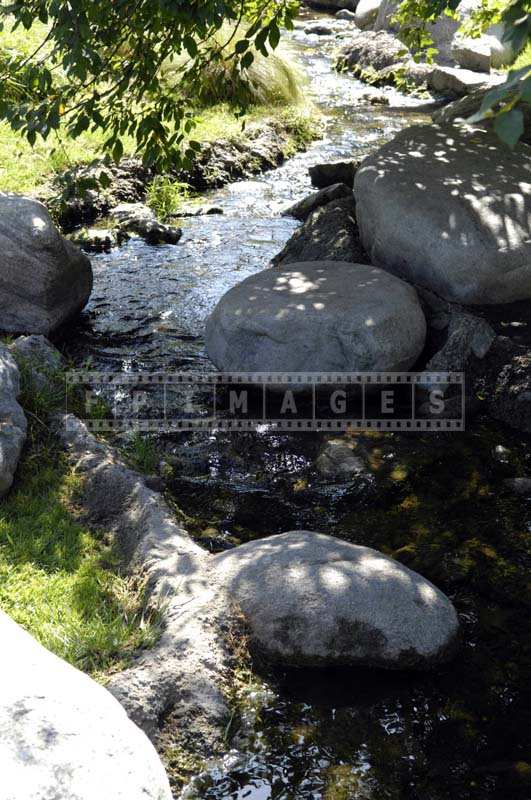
64;11;531;800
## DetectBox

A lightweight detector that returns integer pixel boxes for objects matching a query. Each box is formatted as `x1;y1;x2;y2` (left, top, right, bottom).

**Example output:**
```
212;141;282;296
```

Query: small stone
336;9;357;21
305;23;334;36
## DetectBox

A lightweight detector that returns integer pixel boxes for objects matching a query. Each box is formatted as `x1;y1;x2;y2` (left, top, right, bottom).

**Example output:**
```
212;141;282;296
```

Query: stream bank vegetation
0;354;163;680
0;3;312;207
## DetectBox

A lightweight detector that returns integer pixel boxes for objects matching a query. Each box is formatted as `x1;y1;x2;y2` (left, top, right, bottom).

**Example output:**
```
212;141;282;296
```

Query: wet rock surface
337;29;409;74
308;159;360;188
282;182;353;221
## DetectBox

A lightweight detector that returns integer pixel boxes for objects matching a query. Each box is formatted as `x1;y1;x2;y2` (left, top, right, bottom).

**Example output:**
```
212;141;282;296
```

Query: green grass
0;360;162;677
0;18;311;199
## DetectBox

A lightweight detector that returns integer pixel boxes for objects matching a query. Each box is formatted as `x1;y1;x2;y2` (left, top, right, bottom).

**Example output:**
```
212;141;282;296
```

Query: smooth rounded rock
0;611;172;800
0;195;92;335
205;262;427;373
354;125;531;305
213;531;460;669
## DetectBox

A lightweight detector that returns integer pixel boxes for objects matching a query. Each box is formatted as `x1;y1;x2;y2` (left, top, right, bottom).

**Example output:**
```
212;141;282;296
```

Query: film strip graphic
66;370;465;433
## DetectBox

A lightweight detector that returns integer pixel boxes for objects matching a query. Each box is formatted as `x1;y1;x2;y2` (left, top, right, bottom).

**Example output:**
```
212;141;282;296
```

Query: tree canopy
0;1;298;170
0;0;528;166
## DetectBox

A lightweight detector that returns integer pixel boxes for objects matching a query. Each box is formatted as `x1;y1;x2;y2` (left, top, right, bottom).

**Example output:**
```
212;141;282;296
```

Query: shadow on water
60;9;531;800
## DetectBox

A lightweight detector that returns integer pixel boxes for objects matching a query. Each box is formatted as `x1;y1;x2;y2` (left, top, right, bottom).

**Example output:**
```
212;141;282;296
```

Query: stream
64;10;530;800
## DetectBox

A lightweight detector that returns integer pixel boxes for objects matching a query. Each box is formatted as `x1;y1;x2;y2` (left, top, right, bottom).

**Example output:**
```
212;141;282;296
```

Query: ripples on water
62;11;531;800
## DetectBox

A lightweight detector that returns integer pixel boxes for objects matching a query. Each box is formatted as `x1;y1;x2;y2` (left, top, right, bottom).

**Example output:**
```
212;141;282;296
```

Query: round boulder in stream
213;531;459;669
205;262;426;372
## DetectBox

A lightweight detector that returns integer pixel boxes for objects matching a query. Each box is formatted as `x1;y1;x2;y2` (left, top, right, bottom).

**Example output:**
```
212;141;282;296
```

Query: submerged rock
0;611;172;800
354;124;531;305
315;438;368;480
213;531;460;668
0;196;93;335
483;338;531;433
205;261;427;373
282;183;352;222
273;196;368;266
305;22;334;36
0;345;26;497
110;203;182;245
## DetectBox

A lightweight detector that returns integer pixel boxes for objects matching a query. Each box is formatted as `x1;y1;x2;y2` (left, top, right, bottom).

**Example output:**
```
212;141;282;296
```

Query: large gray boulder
0;196;93;335
205;261;427;373
213;531;460;668
272;197;368;266
354;124;531;305
0;345;26;497
0;611;172;800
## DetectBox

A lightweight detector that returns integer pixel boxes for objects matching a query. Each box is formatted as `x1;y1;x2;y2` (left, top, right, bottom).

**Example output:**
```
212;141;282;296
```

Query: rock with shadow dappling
0;611;172;800
354;124;531;305
212;531;460;669
0;196;93;335
205;261;426;373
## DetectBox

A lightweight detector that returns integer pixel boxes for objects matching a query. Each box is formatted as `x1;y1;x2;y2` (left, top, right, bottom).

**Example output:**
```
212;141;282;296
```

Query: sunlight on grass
0;359;162;677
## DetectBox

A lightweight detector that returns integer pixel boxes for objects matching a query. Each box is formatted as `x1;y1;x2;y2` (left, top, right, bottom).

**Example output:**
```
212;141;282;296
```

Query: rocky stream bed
48;11;531;800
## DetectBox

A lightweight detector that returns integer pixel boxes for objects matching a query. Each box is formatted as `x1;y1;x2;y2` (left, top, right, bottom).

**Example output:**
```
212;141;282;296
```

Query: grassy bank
0;359;162;678
0;20;313;199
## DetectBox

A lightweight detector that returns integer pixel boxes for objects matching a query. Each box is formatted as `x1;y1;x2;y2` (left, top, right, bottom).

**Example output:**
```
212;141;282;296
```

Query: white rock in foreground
354;124;531;305
205;262;426;373
0;196;92;334
0;611;172;800
213;532;459;669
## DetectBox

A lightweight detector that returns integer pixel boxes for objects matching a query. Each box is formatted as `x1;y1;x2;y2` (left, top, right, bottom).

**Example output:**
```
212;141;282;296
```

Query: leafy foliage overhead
0;1;299;168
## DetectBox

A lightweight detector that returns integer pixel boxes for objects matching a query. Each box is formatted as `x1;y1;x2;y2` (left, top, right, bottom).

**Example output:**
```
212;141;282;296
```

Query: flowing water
63;11;531;800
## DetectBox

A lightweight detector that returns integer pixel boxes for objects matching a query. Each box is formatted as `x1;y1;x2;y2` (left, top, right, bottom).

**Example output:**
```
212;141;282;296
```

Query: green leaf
235;39;250;54
493;108;524;149
241;51;254;70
